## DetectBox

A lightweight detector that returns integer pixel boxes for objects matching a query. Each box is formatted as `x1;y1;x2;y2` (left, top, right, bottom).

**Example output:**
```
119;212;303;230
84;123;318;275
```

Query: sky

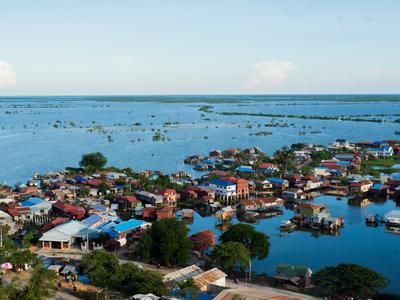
0;0;399;95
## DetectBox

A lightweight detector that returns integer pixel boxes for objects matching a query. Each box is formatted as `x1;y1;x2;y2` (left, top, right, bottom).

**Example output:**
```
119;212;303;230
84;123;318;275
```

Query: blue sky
0;0;399;95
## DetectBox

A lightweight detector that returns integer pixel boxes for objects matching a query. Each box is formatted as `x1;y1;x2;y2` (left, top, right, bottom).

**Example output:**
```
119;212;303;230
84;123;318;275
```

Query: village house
142;206;157;221
115;195;142;210
274;264;313;289
258;163;280;174
267;177;289;191
238;197;283;211
157;189;180;207
20;197;52;217
163;265;227;292
52;201;85;220
192;268;227;292
40;217;69;234
39;220;94;251
136;191;164;207
296;179;325;192
189;230;216;251
296;203;326;217
100;219;151;246
82;213;107;229
208;179;237;201
255;179;273;191
282;188;306;202
156;206;175;220
223;148;240;157
221;177;249;199
349;180;373;194
6;203;31;223
215;206;234;220
332;138;351;149
366;145;394;158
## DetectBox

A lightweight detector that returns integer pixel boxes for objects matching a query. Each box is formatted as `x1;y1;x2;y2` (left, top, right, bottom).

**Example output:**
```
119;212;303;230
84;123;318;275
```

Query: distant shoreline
0;94;400;104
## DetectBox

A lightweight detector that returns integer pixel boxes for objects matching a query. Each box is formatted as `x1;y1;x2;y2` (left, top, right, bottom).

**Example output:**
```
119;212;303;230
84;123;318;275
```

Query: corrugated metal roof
192;268;227;288
164;264;203;282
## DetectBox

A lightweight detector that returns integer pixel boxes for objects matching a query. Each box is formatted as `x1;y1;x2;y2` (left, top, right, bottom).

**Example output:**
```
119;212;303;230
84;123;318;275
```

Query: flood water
0;95;399;292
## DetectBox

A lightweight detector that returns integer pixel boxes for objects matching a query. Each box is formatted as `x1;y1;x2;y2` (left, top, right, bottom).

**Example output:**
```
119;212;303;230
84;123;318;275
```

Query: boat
280;220;296;232
365;214;383;226
384;210;400;227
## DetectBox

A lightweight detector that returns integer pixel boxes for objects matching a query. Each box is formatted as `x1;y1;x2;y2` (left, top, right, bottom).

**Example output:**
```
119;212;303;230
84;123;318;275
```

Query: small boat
366;214;383;226
280;220;296;231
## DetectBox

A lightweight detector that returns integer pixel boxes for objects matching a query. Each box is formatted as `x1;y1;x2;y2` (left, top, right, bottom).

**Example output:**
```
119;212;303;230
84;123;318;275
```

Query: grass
362;158;399;167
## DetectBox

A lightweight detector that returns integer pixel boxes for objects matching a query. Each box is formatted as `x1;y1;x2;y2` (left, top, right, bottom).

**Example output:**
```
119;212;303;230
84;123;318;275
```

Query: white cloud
246;60;295;88
0;60;17;88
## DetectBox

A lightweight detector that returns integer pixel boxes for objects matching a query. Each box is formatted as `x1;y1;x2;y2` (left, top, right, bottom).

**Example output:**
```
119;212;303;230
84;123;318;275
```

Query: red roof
87;179;105;187
8;206;30;217
259;163;279;169
117;195;138;203
53;201;85;218
40;217;69;233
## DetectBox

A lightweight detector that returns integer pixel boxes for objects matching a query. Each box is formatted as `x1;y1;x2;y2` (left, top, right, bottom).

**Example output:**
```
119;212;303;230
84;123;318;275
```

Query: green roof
275;264;310;279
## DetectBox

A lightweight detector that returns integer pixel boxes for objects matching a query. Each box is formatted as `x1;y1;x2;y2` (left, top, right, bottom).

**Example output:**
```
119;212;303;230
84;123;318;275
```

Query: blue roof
372;184;386;190
83;214;103;226
209;179;235;187
75;176;88;183
335;154;354;159
267;177;286;184
203;159;215;164
91;204;107;213
236;167;255;173
336;161;350;165
114;219;147;233
21;197;45;207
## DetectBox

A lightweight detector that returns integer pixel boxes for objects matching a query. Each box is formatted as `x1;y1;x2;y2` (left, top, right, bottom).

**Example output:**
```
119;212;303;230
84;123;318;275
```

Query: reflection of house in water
348;197;371;207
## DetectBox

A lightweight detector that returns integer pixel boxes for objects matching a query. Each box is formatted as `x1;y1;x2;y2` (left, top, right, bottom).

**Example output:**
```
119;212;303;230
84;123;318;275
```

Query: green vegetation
273;146;296;173
136;218;192;267
0;264;57;300
218;111;396;123
212;242;250;274
362;158;399;167
82;250;166;296
219;224;270;260
361;157;400;176
198;105;214;113
314;263;388;299
79;152;107;171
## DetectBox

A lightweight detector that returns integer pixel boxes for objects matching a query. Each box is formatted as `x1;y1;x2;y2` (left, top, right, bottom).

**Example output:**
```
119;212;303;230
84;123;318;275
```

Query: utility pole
86;232;89;252
249;257;252;283
0;227;3;248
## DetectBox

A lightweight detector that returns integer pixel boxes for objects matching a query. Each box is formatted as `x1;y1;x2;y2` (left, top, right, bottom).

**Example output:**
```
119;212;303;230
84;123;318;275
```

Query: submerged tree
314;263;388;299
219;224;270;260
79;152;107;171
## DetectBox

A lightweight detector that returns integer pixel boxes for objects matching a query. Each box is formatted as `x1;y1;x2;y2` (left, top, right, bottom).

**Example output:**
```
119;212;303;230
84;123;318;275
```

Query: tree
110;263;165;296
273;146;296;173
3;264;57;300
314;263;388;298
98;182;110;195
82;250;120;286
137;218;191;266
82;251;166;296
212;242;250;274
24;264;57;299
219;224;270;260
79;152;107;171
